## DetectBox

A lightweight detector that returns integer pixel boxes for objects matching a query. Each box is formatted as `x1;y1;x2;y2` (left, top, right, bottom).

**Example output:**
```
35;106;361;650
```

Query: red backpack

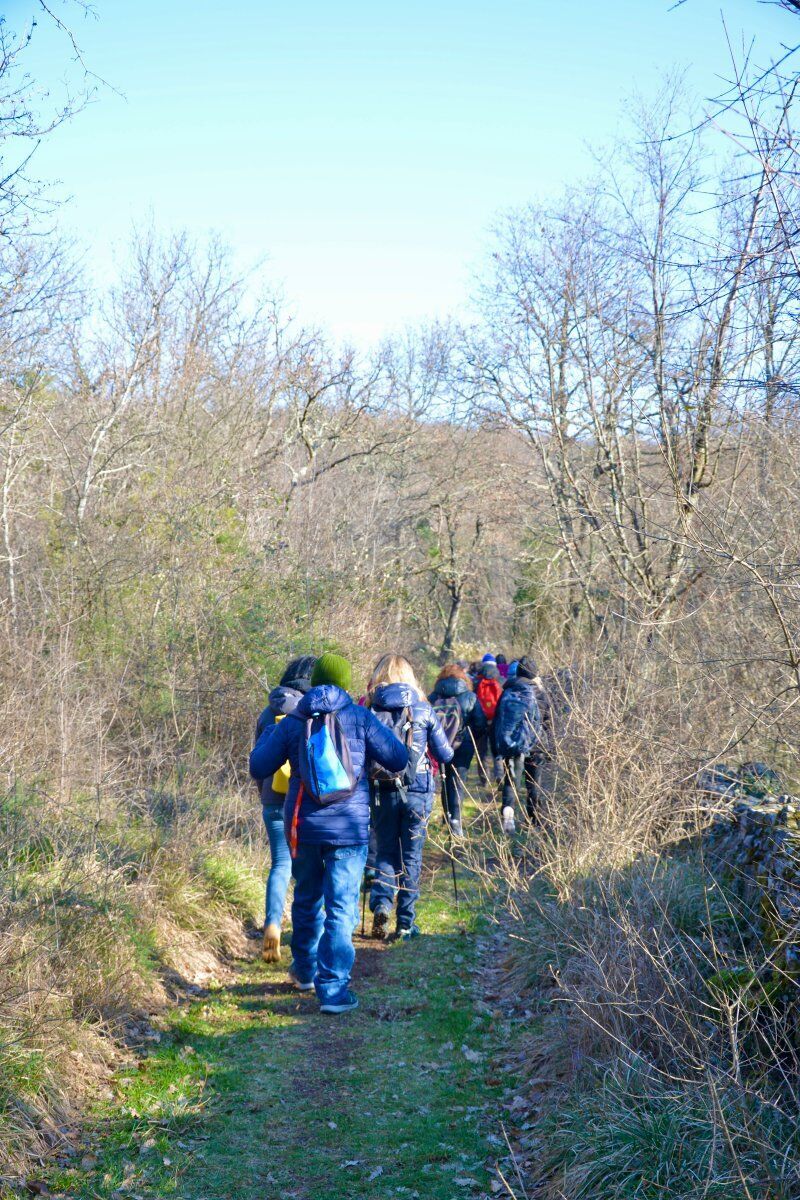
476;677;503;721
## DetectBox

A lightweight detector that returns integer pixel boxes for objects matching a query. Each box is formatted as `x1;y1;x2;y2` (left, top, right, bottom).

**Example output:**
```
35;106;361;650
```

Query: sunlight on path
49;860;501;1200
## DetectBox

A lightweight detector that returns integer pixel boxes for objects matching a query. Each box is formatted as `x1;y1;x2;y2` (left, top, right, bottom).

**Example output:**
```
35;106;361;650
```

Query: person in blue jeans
365;654;453;940
249;652;407;1014
252;655;317;963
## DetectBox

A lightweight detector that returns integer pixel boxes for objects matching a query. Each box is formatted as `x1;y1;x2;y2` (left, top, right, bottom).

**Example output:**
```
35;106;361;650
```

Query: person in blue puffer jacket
252;655;317;964
249;653;407;1015
365;654;454;941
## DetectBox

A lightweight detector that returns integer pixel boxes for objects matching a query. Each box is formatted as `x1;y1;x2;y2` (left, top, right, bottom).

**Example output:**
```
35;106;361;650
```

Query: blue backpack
294;711;358;804
494;685;542;758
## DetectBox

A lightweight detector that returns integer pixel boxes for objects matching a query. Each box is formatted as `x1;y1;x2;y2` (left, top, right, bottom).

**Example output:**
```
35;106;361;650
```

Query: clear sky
9;0;797;344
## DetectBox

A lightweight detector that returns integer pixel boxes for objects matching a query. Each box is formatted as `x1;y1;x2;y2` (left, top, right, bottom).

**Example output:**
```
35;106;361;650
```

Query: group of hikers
249;649;551;1015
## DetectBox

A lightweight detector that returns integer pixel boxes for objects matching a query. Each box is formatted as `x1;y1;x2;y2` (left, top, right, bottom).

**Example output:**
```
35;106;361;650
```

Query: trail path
49;858;507;1200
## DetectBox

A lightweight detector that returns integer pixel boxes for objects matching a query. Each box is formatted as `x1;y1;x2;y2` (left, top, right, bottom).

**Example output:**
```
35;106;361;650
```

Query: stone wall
706;794;800;972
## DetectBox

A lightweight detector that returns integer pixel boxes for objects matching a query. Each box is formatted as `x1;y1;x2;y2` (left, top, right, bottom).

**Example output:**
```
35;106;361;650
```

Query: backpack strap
289;783;304;859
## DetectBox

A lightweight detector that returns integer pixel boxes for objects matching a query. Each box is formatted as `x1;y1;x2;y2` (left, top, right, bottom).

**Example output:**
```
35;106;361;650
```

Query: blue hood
296;684;351;716
371;682;417;711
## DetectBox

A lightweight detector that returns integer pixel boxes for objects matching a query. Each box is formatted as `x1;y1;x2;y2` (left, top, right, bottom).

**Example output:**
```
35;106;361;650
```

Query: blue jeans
262;803;292;929
370;785;431;929
290;841;369;1002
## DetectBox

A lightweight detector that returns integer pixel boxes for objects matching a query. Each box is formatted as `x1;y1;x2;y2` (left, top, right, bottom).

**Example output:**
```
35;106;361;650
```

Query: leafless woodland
2;5;800;1192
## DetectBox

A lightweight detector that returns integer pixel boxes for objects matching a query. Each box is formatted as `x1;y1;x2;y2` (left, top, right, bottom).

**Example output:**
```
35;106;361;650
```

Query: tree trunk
438;589;462;664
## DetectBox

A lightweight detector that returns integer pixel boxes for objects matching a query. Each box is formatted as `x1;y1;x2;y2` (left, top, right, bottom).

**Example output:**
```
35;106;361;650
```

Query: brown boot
262;923;281;962
371;909;390;941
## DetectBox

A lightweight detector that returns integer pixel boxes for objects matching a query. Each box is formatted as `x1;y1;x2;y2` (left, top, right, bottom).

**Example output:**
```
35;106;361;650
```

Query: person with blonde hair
366;653;453;940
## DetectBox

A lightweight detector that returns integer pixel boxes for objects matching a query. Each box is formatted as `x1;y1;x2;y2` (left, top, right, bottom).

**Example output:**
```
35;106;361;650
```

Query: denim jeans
262;802;292;929
370;785;431;929
290;841;369;1002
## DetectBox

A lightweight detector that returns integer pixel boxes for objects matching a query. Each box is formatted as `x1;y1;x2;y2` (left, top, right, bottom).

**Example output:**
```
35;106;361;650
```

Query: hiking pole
450;833;460;908
361;873;368;937
441;772;460;907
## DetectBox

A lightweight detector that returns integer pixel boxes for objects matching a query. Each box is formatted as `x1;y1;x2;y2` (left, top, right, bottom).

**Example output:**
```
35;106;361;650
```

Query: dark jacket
369;683;454;797
254;685;306;805
492;676;542;758
428;676;486;767
249;685;408;846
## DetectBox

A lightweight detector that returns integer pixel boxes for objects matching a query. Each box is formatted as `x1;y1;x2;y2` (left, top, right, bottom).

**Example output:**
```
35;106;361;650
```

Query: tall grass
0;781;265;1178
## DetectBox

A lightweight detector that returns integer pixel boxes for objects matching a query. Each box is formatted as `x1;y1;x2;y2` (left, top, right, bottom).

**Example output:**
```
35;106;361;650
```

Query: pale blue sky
10;0;796;343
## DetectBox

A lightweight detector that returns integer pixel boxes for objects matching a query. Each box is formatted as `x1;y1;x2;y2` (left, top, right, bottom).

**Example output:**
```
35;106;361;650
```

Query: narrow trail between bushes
46;846;526;1200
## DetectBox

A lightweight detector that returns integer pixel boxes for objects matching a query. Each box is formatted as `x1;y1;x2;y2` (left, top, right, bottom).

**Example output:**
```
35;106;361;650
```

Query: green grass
542;1064;800;1200
43;848;504;1200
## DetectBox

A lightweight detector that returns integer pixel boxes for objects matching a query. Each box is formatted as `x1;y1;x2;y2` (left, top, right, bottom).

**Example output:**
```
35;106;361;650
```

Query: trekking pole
450;832;460;909
361;874;368;937
441;771;460;907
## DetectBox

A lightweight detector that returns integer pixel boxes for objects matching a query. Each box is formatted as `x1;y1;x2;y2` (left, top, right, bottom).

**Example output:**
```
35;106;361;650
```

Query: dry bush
484;646;800;1199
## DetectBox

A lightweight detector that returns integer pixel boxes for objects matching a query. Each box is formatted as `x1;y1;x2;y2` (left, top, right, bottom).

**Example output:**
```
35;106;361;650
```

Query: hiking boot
501;806;516;835
371;908;391;940
287;965;315;992
320;989;359;1015
449;816;464;839
396;924;421;941
261;922;282;963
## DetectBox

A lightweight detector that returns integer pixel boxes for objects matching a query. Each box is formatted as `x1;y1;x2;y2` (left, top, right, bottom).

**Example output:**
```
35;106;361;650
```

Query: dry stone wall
706;795;800;972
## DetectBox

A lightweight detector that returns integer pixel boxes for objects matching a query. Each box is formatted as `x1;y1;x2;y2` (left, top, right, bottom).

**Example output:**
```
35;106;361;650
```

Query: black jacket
254;682;307;804
428;676;486;767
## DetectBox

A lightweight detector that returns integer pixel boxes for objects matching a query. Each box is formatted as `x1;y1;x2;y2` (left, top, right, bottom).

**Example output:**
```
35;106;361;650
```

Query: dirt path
47;859;507;1200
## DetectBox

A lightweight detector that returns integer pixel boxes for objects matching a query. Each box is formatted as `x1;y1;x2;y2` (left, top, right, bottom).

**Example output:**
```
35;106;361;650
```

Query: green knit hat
311;652;352;693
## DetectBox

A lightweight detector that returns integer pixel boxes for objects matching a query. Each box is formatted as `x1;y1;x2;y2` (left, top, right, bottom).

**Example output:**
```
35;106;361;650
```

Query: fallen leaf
368;1166;384;1181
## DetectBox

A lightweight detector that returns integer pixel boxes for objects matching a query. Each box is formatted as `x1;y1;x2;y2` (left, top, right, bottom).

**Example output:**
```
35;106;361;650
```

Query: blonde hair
366;653;421;704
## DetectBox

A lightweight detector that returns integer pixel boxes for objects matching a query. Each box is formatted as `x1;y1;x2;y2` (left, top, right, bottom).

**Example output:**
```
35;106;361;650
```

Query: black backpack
432;694;466;753
369;705;419;787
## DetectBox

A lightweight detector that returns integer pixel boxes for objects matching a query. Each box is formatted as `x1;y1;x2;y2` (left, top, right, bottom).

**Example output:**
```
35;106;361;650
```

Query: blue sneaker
319;989;359;1015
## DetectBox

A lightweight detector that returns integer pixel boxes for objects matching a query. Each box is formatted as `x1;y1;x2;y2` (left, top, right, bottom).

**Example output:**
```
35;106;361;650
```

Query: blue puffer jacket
253;685;306;805
249;685;408;846
428;675;487;768
369;683;454;797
